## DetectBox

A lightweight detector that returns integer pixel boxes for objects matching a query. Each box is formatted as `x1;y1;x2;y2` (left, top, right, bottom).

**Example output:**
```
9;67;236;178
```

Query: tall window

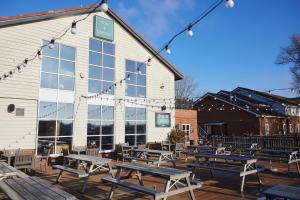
87;105;114;151
182;124;190;142
125;107;146;146
88;38;115;95
265;122;269;136
38;102;74;155
283;123;286;135
125;60;146;98
289;123;293;133
41;41;75;90
38;42;75;155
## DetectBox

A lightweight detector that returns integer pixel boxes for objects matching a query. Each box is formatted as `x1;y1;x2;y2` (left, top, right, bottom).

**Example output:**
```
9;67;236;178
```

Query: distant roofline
0;6;184;80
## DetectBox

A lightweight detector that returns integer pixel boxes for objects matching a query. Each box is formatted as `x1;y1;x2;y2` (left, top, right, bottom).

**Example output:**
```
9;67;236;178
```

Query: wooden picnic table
102;162;202;200
262;184;300;200
54;154;113;192
244;148;300;174
0;162;28;180
131;149;174;167
0;176;78;200
190;153;263;192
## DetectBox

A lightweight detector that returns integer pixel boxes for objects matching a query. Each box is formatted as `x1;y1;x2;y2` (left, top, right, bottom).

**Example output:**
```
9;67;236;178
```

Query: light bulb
48;39;55;49
147;58;151;66
100;0;109;12
37;50;42;60
187;25;193;37
71;22;77;34
165;45;171;55
226;0;234;9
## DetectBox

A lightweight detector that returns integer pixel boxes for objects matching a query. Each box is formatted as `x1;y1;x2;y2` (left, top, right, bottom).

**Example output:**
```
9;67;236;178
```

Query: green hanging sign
155;113;171;127
93;16;114;41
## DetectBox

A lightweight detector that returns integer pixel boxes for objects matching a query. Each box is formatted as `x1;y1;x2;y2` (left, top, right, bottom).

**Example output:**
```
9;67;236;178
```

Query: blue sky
1;0;300;97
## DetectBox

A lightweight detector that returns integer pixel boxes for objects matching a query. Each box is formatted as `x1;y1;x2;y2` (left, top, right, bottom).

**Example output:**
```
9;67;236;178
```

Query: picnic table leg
157;156;162;167
185;177;196;200
82;163;93;192
136;171;144;186
56;170;64;183
240;164;247;192
163;180;171;200
107;168;121;200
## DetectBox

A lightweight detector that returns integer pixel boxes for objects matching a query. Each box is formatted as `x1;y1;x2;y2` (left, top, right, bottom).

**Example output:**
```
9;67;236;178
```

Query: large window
87;105;114;151
88;38;115;95
125;107;146;146
41;41;75;91
125;60;146;98
37;101;74;155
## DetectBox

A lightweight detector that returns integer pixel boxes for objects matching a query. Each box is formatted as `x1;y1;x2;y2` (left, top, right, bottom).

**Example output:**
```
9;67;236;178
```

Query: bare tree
175;75;198;109
276;34;300;93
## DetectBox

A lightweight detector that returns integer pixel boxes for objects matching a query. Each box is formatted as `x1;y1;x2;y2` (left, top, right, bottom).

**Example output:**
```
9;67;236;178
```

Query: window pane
103;42;115;55
137;75;146;86
39;102;57;119
102;121;114;135
88;80;101;93
42;41;59;57
60;45;75;61
60;60;75;76
102;106;114;121
87;120;100;135
136;108;146;120
126;72;136;85
137;86;146;98
103;55;114;68
89;51;102;66
41;57;58;73
89;65;102;79
125;107;136;120
103;68;114;81
126;85;136;97
126;60;136;72
38;120;56;136
87;136;100;149
57;120;73;136
41;73;58;89
139;63;146;74
89;38;102;52
102;81;114;95
56;137;72;154
37;138;55;156
88;105;101;119
137;135;146;145
137;121;146;134
125;121;135;135
101;136;113;150
59;75;74;91
58;103;74;119
125;135;135;146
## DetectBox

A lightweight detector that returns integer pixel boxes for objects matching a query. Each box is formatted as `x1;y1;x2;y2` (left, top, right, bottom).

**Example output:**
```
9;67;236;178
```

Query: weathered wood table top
244;148;298;154
0;162;28;179
131;149;173;155
195;153;257;164
65;154;111;164
0;176;78;200
263;185;300;200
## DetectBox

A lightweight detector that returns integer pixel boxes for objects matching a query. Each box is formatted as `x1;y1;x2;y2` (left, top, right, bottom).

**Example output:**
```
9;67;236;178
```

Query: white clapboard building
0;5;183;154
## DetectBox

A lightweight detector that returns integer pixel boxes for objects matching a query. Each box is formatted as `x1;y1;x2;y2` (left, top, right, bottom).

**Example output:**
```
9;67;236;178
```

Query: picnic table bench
53;154;113;192
102;163;202;200
189;153;263;192
262;184;300;200
0;176;78;200
244;148;300;174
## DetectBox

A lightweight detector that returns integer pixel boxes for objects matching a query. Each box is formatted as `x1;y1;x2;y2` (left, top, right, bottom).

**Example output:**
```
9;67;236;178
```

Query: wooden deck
23;159;300;200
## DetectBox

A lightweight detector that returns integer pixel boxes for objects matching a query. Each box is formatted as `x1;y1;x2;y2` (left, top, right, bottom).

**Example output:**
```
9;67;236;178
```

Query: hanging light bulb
187;25;193;37
100;0;109;12
147;58;151;66
48;39;55;49
137;67;142;75
226;0;234;9
37;50;42;60
165;45;171;55
126;74;131;81
71;22;77;34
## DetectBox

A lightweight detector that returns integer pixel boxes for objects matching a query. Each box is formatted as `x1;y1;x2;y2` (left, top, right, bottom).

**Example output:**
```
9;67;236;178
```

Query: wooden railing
210;134;300;150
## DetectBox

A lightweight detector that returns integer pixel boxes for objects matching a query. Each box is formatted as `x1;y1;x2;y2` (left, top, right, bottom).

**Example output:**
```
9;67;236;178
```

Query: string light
37;50;42;60
100;0;109;12
48;39;55;49
226;0;234;9
165;45;171;55
187;25;193;37
71;22;77;34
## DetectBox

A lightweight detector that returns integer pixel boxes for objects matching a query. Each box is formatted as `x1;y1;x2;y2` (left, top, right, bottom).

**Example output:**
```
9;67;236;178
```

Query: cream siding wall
0;11;176;150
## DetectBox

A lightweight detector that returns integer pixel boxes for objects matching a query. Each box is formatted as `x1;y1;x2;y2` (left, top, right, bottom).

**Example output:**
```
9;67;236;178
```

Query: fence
210;134;300;150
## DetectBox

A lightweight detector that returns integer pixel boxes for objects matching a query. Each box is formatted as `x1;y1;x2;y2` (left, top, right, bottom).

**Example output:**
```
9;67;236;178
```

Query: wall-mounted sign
93;16;114;41
155;113;171;127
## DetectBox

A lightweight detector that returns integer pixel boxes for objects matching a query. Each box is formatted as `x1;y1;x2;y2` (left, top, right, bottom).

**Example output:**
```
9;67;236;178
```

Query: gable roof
0;6;183;80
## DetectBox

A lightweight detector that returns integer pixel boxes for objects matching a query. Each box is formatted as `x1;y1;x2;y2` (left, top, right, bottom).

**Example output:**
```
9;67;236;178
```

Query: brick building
194;87;300;137
175;109;198;145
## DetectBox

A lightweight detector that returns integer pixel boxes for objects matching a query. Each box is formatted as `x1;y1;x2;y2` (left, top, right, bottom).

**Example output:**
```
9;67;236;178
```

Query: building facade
0;6;183;154
175;109;198;145
194;87;300;137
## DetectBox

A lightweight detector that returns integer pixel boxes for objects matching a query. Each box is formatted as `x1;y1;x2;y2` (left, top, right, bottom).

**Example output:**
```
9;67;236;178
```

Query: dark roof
0;6;183;80
234;87;299;106
194;92;287;118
